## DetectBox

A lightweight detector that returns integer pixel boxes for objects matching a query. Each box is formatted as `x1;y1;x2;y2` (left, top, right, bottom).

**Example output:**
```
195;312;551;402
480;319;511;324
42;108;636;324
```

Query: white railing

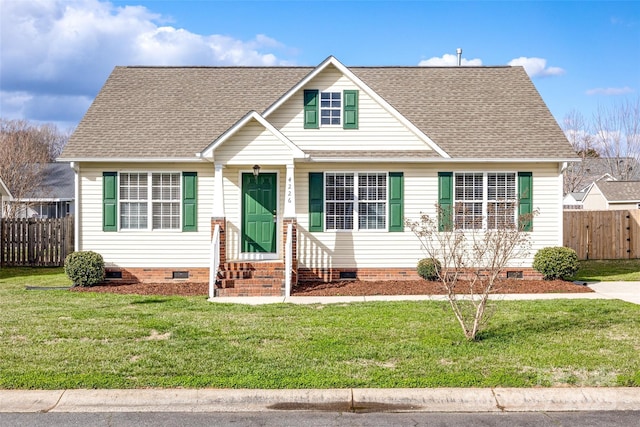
209;223;221;300
284;222;293;297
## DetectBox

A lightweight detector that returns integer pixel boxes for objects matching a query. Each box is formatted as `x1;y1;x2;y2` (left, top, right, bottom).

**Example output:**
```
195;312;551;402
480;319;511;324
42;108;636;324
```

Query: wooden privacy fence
0;216;74;267
563;210;639;260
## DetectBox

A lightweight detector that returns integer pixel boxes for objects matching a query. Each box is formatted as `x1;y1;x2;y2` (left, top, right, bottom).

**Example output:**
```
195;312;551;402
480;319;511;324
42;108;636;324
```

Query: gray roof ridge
117;64;516;70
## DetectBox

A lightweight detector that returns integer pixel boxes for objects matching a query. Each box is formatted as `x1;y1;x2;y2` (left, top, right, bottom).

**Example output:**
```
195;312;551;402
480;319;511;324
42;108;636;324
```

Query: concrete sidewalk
209;281;639;305
1;388;639;413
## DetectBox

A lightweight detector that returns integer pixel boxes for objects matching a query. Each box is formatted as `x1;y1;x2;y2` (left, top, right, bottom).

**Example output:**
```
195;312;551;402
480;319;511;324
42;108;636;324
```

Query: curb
1;388;638;413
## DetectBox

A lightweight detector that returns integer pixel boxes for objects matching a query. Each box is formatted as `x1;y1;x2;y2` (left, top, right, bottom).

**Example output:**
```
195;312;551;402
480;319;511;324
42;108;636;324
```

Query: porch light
252;164;261;178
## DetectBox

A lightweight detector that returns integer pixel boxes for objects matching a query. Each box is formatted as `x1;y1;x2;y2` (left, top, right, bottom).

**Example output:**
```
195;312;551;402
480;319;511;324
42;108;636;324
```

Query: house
7;163;75;218
564;157;640;194
563;173;615;210
563;191;586;210
59;56;578;297
581;180;640;210
0;176;13;218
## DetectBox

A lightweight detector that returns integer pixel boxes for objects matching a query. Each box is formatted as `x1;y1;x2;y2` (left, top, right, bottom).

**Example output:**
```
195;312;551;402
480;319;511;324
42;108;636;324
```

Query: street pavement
1;281;638;415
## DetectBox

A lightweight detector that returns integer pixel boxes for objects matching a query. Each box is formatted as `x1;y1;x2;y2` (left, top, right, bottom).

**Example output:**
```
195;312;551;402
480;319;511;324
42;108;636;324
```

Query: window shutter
182;172;197;232
438;172;453;231
103;172;117;232
518;172;533;231
308;172;324;232
388;172;403;232
304;90;319;129
343;90;359;129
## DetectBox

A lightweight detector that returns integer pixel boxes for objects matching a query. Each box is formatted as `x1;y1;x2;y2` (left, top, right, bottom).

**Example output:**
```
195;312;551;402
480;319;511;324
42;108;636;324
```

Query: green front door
242;173;277;253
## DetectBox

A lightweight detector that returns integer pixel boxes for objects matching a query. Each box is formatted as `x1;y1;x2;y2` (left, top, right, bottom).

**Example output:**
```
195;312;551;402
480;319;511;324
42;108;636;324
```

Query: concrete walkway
1;388;639;413
208;281;640;305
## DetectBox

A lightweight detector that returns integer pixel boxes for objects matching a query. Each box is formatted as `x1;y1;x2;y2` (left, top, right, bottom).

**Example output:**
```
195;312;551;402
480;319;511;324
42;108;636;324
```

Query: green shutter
182;172;197;232
103;172;117;232
304;90;319;129
343;90;358;129
438;172;453;232
388;172;404;232
308;172;324;232
518;172;533;231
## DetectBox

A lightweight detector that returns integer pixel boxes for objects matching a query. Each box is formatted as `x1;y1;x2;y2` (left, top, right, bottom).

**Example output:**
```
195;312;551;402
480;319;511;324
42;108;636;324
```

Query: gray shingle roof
61;65;576;161
597;180;640;202
22;163;75;200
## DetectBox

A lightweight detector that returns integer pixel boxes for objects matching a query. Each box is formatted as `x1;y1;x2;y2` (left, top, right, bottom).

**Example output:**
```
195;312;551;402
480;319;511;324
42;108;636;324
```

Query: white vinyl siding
78;163;213;268
295;162;563;269
214;119;295;165
269;67;433;152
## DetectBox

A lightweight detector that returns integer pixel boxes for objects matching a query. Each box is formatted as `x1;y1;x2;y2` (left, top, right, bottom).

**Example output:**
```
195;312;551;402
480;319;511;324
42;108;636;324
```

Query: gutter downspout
71;162;80;252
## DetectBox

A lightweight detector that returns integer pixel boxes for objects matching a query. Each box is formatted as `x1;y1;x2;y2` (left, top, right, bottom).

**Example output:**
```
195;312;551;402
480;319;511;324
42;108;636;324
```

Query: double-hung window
454;172;517;230
304;89;358;129
119;172;181;230
320;92;341;125
325;172;387;231
120;173;148;229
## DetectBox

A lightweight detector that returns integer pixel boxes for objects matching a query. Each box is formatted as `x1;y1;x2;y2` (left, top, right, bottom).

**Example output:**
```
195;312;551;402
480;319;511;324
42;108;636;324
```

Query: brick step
218;270;252;280
216;261;285;296
216;287;284;297
220;261;284;272
218;278;283;288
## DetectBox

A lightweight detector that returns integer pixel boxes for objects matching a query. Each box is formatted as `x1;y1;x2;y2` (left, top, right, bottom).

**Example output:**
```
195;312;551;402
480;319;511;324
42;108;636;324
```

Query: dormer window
321;92;341;125
304;89;358;129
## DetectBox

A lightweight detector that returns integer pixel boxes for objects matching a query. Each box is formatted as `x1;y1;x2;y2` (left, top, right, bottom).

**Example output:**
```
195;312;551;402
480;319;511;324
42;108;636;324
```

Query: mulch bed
70;279;592;297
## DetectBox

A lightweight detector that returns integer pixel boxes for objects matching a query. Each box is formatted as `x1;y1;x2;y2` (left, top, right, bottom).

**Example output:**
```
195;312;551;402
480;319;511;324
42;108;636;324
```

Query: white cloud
0;0;294;127
586;87;635;96
418;53;482;66
507;57;565;77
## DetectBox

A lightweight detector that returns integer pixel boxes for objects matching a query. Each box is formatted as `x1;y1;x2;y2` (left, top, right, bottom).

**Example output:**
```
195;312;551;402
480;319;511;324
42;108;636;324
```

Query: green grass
574;259;640;282
1;267;639;389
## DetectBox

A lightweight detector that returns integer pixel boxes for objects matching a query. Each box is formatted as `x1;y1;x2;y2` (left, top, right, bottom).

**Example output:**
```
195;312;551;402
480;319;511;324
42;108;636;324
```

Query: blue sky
1;0;638;132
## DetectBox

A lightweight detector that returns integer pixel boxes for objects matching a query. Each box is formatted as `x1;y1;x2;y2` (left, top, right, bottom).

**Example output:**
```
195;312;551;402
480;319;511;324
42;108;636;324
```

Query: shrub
417;258;441;280
533;247;579;280
64;251;105;287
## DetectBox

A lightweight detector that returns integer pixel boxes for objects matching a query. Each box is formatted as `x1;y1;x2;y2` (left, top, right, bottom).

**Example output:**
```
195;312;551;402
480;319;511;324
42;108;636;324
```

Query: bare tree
562;110;599;193
0;119;70;218
406;207;533;341
592;96;640;181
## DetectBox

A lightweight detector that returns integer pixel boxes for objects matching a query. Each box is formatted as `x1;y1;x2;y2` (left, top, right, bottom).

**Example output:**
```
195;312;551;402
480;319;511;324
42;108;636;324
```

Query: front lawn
1;267;639;389
574;259;640;282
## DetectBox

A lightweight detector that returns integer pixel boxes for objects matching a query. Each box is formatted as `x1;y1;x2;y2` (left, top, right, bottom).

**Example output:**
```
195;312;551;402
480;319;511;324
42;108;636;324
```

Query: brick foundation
104;267;210;283
297;267;542;283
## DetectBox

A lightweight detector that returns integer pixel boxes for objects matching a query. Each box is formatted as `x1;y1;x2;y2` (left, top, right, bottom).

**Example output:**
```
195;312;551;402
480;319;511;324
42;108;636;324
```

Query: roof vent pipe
456;48;462;66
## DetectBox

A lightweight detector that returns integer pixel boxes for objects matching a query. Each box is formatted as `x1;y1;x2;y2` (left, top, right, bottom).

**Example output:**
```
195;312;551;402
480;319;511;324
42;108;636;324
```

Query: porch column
210;163;226;298
283;163;296;218
212;163;225;217
282;163;298;294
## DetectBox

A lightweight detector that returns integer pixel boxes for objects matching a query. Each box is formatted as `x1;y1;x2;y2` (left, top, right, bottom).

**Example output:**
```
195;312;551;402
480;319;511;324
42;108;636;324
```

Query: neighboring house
59;56;578;297
581;180;640;210
8;163;75;218
563;173;616;209
0;176;13;218
564;157;640;194
563;191;586;210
